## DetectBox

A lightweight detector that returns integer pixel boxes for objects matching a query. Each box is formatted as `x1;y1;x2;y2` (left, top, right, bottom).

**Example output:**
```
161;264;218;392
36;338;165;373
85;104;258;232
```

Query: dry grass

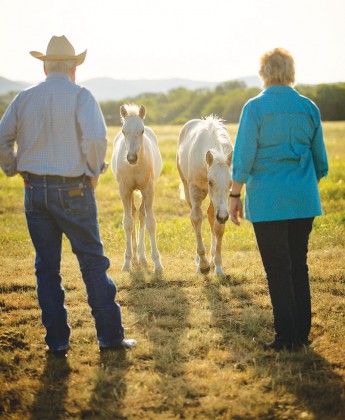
0;122;344;419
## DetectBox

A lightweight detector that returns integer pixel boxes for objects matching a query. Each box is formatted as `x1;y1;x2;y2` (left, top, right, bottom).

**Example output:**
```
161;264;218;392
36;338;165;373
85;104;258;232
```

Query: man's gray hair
44;60;77;74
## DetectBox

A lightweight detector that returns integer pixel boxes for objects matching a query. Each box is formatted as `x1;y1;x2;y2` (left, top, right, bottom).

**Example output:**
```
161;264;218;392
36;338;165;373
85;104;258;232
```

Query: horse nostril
127;155;137;164
217;214;229;224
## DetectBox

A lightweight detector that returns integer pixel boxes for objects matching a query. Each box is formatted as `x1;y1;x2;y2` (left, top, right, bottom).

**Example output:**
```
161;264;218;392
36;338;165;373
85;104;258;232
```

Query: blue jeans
23;173;124;350
253;218;314;346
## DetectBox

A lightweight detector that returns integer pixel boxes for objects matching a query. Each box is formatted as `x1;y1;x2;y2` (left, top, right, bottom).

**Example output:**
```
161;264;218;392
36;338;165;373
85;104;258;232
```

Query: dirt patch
0;331;28;351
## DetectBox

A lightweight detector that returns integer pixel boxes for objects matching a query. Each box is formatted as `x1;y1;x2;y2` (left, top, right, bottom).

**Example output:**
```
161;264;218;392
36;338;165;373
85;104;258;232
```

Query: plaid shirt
0;72;107;177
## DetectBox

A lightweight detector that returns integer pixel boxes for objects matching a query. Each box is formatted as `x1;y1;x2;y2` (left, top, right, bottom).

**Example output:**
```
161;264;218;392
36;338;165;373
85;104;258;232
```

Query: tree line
1;81;345;125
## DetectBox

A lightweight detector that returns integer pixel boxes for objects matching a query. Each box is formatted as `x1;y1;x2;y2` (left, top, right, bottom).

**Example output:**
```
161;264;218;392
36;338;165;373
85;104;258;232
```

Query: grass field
1;122;344;419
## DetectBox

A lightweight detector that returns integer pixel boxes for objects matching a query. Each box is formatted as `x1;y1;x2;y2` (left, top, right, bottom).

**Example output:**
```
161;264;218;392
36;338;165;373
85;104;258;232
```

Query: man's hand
229;197;243;226
90;177;99;190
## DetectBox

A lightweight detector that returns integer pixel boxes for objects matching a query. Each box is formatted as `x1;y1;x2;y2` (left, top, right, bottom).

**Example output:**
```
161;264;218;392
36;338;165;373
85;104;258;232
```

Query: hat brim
30;50;87;66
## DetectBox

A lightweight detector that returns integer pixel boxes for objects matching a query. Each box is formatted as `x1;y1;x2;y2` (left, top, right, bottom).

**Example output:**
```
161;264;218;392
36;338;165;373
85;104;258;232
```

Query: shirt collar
46;72;72;82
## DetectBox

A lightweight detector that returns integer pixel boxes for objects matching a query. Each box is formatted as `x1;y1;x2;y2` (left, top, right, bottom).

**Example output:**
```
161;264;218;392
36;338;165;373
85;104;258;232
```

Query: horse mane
195;114;233;156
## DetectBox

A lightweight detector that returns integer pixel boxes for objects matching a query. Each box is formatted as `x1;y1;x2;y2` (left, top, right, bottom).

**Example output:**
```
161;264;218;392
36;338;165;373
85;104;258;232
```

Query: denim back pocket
58;183;89;214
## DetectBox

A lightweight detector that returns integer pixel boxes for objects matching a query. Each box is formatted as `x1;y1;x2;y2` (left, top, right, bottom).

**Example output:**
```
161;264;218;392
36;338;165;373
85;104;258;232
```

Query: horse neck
197;129;220;153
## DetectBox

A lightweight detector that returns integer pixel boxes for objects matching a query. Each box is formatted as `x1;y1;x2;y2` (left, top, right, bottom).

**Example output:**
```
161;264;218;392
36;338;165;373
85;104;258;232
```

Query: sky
1;0;344;85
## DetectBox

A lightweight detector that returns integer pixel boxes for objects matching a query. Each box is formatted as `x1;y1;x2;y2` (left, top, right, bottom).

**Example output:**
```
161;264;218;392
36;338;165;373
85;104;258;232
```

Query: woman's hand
229;197;243;225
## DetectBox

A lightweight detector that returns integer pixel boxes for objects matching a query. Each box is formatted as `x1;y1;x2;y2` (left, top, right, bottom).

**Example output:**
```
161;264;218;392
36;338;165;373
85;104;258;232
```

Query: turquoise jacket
232;86;328;222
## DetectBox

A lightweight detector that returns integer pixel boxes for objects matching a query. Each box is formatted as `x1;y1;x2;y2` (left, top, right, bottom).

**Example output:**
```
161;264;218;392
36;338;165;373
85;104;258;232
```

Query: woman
229;48;328;351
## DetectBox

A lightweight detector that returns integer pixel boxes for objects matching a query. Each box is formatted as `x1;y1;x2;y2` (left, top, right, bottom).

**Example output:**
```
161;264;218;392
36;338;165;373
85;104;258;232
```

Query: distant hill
0;77;31;95
81;76;262;101
0;75;262;101
82;78;218;101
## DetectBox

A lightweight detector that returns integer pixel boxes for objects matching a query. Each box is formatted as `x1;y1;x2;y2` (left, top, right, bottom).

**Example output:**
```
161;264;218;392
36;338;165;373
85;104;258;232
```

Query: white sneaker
100;338;137;352
121;338;137;348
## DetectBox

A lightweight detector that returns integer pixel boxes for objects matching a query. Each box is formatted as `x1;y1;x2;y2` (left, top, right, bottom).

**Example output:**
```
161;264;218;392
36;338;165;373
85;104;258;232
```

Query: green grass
0;122;344;419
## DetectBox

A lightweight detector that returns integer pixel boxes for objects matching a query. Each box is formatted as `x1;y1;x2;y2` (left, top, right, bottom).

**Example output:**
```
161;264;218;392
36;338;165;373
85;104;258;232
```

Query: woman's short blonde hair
259;48;295;88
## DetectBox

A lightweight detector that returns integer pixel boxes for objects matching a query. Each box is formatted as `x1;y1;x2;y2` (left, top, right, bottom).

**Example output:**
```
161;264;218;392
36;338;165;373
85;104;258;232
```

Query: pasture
1;122;344;419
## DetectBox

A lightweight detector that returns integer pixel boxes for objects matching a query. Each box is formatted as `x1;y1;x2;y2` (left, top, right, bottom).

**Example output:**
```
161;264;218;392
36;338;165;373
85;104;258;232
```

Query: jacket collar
263;85;296;95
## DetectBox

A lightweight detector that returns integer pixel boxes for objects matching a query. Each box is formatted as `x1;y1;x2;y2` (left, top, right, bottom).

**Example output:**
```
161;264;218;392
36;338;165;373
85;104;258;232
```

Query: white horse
111;104;163;273
177;116;233;275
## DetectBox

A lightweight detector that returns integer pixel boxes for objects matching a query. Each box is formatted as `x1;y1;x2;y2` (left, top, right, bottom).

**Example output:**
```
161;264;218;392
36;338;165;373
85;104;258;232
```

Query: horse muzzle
127;154;138;164
216;213;229;224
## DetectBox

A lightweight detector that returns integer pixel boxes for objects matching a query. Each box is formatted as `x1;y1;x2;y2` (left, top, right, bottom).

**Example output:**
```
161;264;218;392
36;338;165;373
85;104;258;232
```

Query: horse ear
120;105;128;119
206;150;214;166
139;105;146;119
226;151;233;167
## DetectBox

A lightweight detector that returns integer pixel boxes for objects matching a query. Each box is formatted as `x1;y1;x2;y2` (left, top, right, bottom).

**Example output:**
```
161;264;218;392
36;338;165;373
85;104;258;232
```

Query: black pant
253;218;314;345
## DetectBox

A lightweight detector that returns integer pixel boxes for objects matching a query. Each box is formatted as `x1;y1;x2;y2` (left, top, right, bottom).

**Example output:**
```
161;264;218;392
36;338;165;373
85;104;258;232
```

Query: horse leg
137;198;148;267
177;161;192;208
119;185;134;272
214;219;226;276
189;184;209;274
142;183;163;272
207;201;216;270
131;195;139;266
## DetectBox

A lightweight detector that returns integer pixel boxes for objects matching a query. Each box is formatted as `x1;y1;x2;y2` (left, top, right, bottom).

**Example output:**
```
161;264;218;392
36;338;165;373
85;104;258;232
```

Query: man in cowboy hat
0;35;136;357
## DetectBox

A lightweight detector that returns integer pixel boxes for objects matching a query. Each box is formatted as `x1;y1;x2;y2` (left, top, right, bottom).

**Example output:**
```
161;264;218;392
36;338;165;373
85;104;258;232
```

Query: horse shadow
202;275;345;419
29;354;71;420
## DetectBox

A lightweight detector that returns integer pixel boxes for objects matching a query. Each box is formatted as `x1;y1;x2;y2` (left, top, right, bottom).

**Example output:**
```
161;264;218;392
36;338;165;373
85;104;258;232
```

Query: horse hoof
199;266;210;275
139;259;149;268
121;263;131;272
154;263;164;273
215;271;225;277
215;266;224;276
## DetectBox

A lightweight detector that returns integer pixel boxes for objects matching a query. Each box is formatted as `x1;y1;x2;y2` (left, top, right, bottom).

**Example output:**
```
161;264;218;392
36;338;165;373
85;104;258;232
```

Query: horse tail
179;182;186;200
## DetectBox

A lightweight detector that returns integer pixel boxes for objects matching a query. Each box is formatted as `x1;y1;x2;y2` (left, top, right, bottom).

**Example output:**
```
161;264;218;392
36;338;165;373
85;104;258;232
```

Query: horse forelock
121;104;141;122
208;148;229;166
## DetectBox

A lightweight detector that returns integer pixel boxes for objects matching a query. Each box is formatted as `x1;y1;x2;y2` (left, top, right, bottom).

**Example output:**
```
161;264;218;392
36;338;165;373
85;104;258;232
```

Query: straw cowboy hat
30;35;87;66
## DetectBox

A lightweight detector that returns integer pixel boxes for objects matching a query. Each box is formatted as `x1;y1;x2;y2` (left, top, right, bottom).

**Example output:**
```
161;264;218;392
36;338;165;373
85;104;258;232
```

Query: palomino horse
111;104;163;272
177;116;233;275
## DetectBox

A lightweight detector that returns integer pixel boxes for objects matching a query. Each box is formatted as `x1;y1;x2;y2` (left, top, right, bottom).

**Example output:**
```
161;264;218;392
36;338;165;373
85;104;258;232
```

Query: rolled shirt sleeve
77;88;107;177
0;97;19;176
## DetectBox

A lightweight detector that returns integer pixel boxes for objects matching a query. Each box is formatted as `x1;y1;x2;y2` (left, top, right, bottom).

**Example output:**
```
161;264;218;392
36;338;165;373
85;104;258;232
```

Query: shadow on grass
203;275;345;419
263;349;345;419
30;355;71;420
126;269;191;416
84;349;129;419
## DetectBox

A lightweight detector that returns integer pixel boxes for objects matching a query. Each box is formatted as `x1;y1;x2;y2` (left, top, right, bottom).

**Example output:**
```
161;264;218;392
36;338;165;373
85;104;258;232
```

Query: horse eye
141;130;144;135
208;180;213;187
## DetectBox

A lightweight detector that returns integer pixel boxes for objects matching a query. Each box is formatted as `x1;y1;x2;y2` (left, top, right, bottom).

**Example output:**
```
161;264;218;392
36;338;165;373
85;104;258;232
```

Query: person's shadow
127;269;191;400
203;276;345;419
85;348;129;418
30;354;71;420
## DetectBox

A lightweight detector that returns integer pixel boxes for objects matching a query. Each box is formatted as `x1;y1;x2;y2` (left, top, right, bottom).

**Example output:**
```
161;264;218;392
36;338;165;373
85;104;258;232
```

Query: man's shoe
46;346;68;358
263;340;302;352
121;338;137;348
100;338;137;352
263;340;284;351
